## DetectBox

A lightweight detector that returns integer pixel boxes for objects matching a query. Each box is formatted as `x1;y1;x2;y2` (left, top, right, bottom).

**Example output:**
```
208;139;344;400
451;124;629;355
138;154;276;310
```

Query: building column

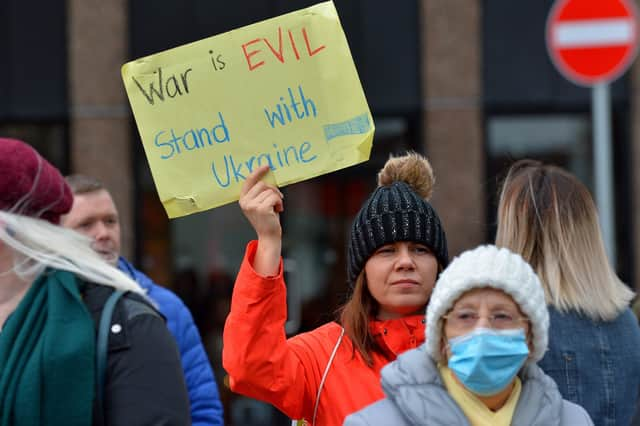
420;0;485;256
67;0;134;259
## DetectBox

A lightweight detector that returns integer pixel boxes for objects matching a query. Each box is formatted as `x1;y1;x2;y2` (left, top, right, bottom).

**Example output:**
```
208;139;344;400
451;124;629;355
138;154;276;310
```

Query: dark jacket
344;345;593;426
539;307;640;426
118;257;223;425
83;284;191;426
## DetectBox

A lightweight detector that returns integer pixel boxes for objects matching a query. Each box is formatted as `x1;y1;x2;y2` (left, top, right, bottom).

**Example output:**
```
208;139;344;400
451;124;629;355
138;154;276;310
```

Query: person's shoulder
287;321;349;358
291;322;344;344
82;283;161;324
142;278;185;308
119;291;163;321
618;307;640;328
561;400;594;425
343;398;406;426
311;321;344;336
118;257;188;312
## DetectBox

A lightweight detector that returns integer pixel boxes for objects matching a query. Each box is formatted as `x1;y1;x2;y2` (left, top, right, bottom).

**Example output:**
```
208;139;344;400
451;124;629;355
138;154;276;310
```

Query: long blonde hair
0;210;143;294
495;160;633;321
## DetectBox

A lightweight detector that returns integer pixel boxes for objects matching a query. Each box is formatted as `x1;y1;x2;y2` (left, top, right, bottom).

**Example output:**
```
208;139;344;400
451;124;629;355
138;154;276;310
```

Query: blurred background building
2;0;639;424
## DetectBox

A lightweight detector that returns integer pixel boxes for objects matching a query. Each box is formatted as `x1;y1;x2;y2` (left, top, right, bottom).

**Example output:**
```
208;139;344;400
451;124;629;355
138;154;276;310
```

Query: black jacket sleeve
85;285;191;426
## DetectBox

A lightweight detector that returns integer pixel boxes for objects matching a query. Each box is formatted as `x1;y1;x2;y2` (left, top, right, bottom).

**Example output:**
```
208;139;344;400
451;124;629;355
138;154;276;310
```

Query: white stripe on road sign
553;18;634;48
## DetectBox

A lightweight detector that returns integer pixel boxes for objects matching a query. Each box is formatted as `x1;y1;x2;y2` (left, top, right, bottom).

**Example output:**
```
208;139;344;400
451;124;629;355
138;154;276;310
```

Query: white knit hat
425;245;549;363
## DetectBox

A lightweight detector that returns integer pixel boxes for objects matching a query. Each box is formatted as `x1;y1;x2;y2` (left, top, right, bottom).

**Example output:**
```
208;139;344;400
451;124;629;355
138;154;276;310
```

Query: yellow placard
121;1;374;218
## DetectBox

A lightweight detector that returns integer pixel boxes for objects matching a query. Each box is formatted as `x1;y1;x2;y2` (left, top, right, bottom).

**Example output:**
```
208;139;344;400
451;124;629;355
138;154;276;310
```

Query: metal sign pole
592;83;616;266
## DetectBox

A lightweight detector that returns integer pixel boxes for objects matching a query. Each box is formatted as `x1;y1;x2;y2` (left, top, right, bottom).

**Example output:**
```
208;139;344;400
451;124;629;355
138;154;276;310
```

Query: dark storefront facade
2;1;640;424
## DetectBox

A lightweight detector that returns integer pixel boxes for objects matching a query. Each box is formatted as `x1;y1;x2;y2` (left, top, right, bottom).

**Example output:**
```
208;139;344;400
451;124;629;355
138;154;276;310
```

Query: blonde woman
0;137;190;426
495;159;640;426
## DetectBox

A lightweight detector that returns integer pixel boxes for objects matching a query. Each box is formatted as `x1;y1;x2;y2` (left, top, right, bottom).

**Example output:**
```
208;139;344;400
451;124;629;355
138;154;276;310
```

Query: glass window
0;123;68;172
487;114;592;187
486;114;592;242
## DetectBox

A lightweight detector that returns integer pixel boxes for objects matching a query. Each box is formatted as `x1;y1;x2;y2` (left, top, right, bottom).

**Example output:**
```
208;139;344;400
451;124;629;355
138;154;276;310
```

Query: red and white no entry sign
546;0;640;86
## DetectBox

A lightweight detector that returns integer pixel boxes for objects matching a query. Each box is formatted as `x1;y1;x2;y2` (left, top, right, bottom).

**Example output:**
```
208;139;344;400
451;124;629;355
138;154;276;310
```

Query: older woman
344;245;592;426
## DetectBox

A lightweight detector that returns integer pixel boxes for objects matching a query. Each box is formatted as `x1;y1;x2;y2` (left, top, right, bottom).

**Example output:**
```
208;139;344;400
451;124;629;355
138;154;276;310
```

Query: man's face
62;189;121;265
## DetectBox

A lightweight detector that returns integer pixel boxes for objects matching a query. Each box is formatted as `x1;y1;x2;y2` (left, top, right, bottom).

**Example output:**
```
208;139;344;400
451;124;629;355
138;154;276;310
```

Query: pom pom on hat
0;138;73;224
425;245;549;363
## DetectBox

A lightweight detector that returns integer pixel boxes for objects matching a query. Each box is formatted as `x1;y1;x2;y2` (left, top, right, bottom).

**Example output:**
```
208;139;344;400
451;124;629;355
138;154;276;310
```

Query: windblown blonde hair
0;210;143;294
495;160;633;321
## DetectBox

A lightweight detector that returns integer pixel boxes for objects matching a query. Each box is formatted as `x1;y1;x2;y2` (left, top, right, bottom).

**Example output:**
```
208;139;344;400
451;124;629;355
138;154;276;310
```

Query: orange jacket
223;241;425;426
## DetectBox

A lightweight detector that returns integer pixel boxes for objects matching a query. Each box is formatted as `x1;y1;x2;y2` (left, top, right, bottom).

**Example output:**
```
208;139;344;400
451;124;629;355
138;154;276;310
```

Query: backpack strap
95;289;126;418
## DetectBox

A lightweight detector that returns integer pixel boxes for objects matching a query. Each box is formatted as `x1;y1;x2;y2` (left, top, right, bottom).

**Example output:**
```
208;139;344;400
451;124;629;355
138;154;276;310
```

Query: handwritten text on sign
122;1;374;218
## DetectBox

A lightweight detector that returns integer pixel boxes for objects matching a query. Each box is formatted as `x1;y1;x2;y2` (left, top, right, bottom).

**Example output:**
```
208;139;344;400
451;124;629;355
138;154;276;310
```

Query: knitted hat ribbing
0;138;73;224
347;181;448;286
425;245;549;363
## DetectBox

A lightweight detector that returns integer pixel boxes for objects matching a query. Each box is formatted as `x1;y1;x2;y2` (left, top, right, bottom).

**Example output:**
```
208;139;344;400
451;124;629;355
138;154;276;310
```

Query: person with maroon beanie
0;138;73;223
0;138;190;426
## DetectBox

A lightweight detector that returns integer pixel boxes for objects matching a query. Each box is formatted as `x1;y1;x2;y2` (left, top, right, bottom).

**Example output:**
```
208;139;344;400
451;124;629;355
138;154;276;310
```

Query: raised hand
239;165;283;276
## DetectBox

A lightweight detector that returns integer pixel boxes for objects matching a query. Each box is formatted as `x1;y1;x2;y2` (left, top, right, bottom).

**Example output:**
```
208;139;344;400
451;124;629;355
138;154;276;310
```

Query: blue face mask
447;327;529;396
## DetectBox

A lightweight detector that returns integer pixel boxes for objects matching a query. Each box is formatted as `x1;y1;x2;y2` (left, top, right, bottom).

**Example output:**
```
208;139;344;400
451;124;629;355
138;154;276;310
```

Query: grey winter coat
344;345;592;426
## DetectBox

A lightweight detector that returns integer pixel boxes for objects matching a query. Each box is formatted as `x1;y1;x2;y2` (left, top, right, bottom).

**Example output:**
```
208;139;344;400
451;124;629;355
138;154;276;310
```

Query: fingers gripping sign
240;165;284;237
240;165;284;276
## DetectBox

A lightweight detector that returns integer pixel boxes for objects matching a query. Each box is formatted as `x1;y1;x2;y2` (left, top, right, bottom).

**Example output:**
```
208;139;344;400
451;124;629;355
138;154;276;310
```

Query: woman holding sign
223;152;448;425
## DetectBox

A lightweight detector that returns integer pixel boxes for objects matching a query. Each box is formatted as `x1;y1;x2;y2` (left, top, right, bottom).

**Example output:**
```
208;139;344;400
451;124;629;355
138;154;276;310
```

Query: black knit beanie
347;181;448;286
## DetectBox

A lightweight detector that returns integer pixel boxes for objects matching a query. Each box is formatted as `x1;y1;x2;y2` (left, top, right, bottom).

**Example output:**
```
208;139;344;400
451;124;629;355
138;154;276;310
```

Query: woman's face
364;241;438;320
442;288;531;356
